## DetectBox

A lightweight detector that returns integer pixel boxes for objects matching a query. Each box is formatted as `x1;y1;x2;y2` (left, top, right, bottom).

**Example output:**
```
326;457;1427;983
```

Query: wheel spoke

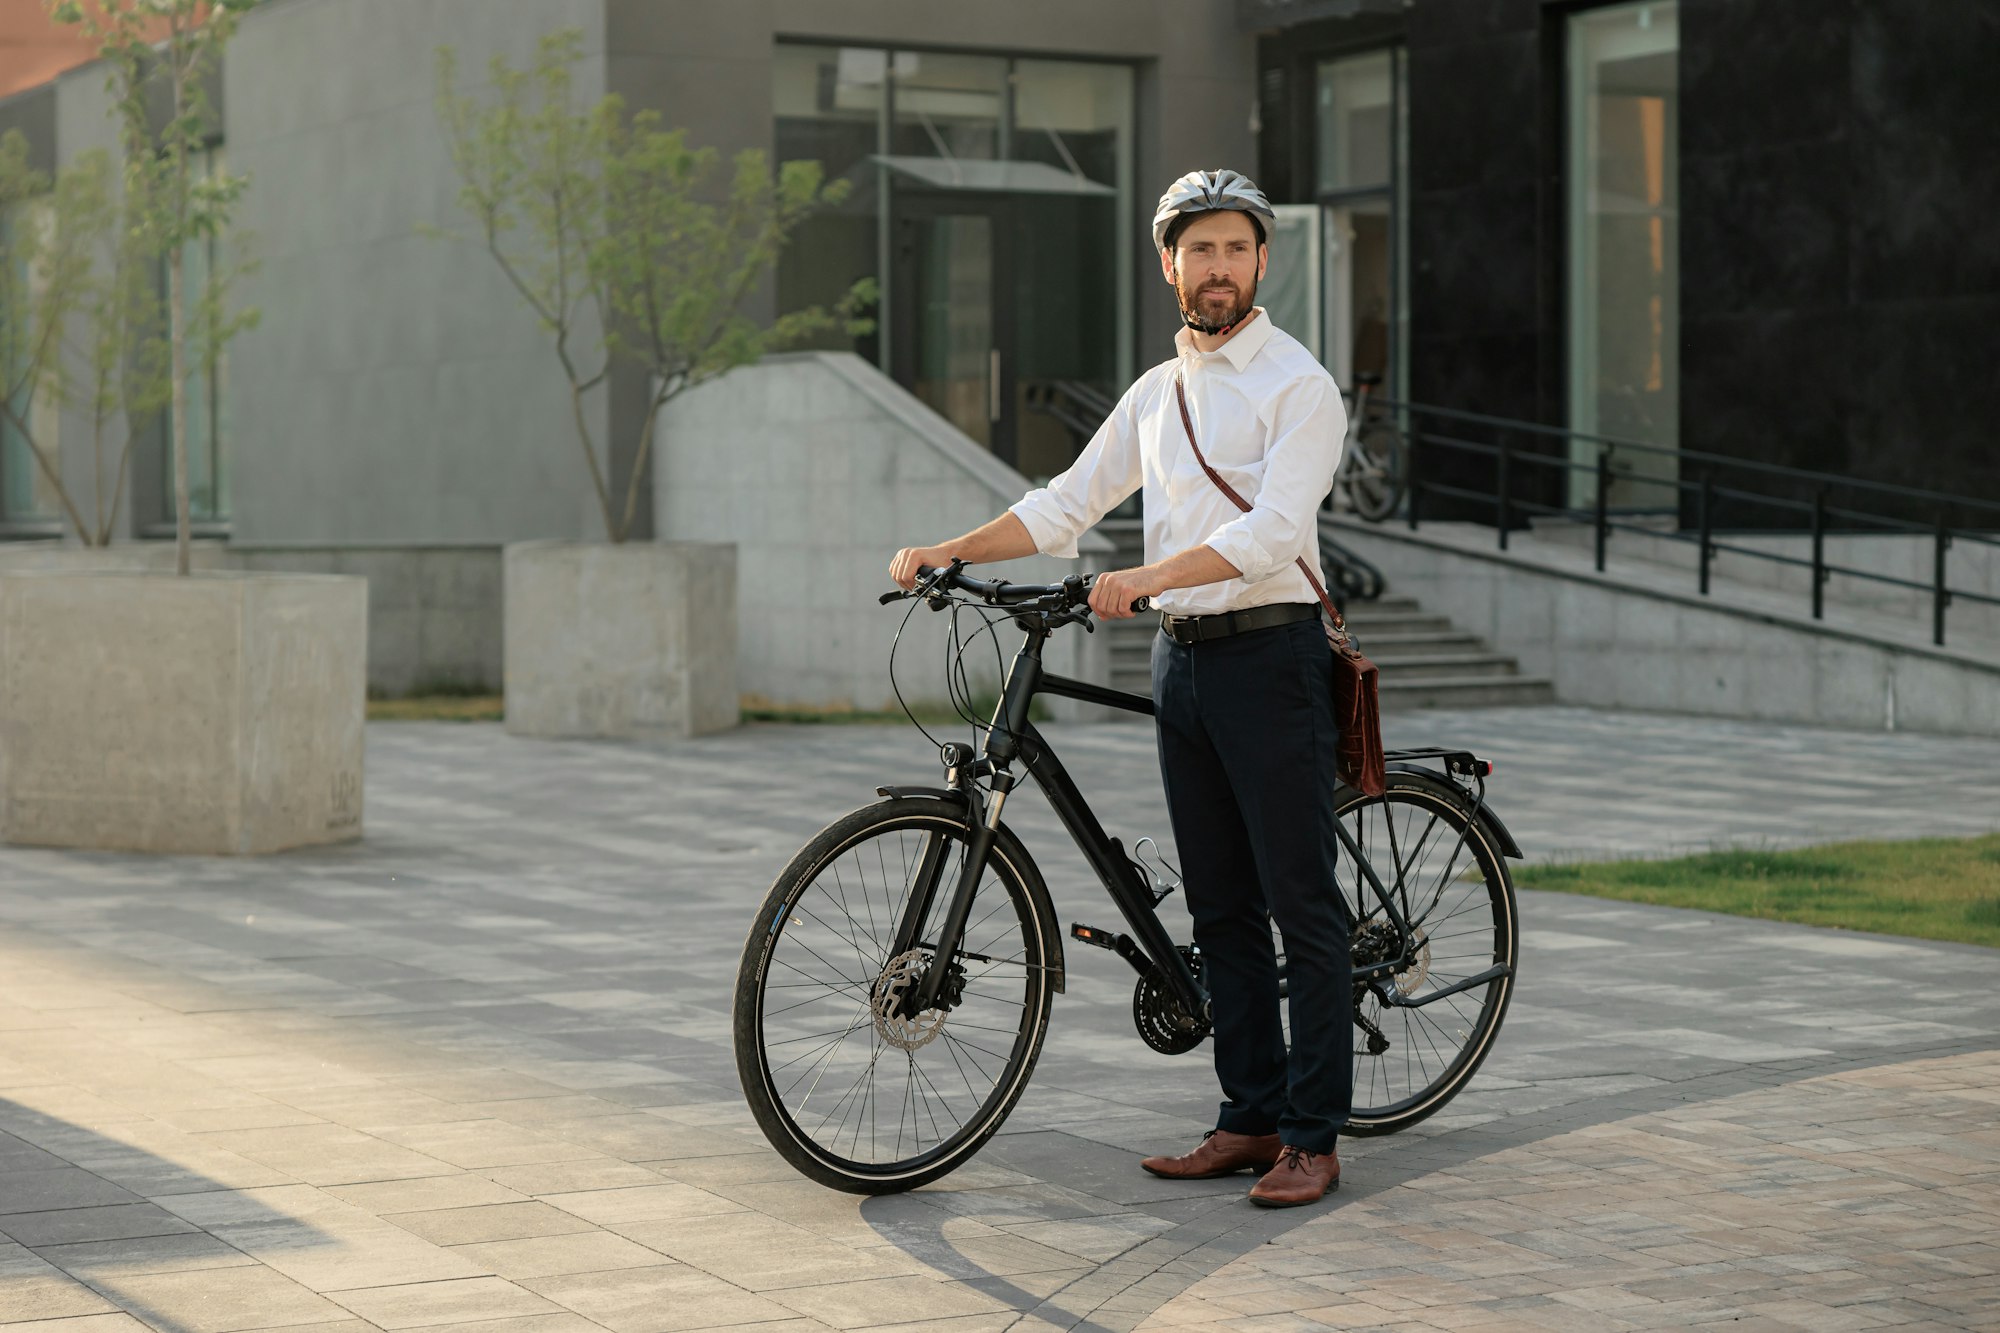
742;812;1049;1180
1337;782;1516;1131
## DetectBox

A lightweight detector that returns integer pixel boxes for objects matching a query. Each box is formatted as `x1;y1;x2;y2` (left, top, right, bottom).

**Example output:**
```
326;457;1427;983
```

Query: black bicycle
733;565;1520;1194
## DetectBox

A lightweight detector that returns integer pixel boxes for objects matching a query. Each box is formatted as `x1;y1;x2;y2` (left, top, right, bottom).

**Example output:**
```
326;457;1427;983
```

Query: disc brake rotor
872;949;947;1052
1394;929;1431;998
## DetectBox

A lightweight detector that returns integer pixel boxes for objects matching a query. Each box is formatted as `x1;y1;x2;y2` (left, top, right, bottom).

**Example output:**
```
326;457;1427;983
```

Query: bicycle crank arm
1070;922;1154;978
1377;963;1512;1008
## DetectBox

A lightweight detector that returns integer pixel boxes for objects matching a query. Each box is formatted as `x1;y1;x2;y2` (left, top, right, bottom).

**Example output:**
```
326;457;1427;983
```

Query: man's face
1161;210;1267;332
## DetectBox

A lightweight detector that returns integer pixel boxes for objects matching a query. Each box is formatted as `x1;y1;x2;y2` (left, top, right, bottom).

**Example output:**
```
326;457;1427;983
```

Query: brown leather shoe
1140;1129;1283;1180
1247;1144;1340;1206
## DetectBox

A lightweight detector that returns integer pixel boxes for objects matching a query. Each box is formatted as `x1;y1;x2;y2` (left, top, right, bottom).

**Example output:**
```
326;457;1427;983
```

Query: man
890;169;1350;1207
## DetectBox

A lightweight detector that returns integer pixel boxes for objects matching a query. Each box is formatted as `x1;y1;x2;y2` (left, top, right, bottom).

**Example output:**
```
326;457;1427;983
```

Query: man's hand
890;546;959;591
1089;566;1168;620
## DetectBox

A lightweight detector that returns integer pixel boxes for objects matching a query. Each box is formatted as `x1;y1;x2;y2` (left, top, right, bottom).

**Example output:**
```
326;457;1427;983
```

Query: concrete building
0;0;1993;711
0;0;1250;696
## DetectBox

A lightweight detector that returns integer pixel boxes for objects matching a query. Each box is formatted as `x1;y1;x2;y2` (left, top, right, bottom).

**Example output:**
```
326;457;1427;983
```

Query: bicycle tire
1344;420;1406;523
1293;771;1517;1135
733;797;1056;1194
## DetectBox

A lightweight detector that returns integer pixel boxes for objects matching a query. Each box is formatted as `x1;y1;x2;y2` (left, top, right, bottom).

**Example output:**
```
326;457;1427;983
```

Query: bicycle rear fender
873;786;1067;993
1366;766;1525;860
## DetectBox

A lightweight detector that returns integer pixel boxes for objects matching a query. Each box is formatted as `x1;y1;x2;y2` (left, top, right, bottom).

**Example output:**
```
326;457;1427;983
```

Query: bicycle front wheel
733;797;1056;1194
1337;771;1518;1135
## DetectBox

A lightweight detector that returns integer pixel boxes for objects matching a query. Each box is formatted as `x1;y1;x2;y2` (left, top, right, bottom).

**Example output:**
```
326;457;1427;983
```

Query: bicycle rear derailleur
1133;945;1211;1055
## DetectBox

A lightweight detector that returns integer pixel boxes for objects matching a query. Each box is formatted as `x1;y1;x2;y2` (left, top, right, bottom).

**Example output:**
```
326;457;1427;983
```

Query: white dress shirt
1009;309;1347;616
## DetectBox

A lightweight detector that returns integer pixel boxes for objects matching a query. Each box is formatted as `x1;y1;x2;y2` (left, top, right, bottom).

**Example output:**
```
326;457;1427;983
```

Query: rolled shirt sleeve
1008;385;1143;559
1199;377;1347;584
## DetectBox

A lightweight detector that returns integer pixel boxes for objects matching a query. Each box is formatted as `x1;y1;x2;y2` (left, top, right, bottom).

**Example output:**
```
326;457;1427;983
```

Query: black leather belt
1159;602;1320;645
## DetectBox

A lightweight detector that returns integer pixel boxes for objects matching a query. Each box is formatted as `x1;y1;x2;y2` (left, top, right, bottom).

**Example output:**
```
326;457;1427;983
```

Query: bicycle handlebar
880;564;1152;615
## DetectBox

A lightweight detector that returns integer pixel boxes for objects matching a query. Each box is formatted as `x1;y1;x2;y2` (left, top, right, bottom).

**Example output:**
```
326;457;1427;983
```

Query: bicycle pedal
1070;923;1119;950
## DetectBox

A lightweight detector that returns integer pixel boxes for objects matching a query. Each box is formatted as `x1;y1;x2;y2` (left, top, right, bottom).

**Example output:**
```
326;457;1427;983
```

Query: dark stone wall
1402;0;1561;515
1272;0;2000;519
1681;0;2000;512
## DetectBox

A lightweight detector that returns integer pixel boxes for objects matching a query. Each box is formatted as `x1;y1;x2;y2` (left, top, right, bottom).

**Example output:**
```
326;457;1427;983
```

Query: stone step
1337;611;1456;635
1105;671;1555;713
1366;652;1521;681
1347;629;1486;653
1379;675;1557;710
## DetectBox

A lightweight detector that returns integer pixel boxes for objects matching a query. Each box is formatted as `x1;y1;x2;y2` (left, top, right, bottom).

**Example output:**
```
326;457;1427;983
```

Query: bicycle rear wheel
733;797;1056;1194
1316;771;1517;1134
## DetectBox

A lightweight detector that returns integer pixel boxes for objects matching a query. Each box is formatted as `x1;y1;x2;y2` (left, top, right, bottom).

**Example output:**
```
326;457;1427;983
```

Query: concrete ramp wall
1330;519;2000;738
657;352;1113;717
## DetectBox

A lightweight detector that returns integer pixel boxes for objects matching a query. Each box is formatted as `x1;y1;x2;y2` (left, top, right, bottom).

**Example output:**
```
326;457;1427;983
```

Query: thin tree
435;30;872;543
0;135;179;547
51;0;260;574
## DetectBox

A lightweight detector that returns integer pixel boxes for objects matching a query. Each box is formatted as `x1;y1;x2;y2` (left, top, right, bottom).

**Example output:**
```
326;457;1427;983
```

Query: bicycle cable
886;588;948;753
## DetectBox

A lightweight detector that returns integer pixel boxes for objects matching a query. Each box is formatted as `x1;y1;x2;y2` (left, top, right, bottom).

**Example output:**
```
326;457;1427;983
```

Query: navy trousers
1151;615;1353;1153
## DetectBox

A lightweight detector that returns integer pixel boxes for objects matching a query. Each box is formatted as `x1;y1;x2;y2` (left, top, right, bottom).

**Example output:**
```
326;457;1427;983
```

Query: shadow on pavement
855;1035;2000;1330
0;1096;330;1332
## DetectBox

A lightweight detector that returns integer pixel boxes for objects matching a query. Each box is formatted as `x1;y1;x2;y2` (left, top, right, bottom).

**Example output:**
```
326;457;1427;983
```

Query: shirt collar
1175;307;1273;373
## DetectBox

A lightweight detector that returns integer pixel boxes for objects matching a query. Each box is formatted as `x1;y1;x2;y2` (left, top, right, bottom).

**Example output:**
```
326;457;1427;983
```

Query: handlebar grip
1132;596;1153;614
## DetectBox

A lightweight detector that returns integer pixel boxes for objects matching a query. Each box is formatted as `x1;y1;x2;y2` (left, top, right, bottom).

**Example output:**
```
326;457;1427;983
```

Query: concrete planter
504;540;737;740
0;541;230;572
0;570;368;855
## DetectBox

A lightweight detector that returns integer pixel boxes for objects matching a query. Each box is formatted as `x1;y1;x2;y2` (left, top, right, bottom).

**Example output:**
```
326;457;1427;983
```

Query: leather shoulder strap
1174;373;1347;634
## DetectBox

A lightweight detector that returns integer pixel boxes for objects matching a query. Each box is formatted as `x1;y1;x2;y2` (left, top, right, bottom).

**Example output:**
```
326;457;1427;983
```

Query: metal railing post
1594;447;1611;572
1406;426;1421;531
1935;511;1952;646
1496;431;1510;550
1697;469;1714;596
1811;488;1827;620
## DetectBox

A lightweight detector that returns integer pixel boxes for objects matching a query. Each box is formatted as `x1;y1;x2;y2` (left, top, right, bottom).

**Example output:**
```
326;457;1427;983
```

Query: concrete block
0;571;366;855
504;540;737;740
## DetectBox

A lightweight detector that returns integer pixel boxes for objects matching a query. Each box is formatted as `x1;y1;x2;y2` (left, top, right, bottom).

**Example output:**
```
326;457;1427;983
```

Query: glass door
1568;2;1680;512
892;196;1015;460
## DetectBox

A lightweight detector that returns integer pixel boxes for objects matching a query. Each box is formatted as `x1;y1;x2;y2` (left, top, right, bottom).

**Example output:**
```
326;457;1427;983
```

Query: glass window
1;196;60;524
1316;50;1393;195
890;52;1005;163
774;45;886;359
1568;2;1679;510
773;43;1136;477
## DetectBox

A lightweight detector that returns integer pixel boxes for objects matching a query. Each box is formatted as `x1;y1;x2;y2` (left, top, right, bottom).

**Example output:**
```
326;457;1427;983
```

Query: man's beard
1176;268;1258;334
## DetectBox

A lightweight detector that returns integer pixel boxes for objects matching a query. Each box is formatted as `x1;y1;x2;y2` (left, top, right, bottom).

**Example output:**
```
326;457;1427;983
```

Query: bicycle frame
892;606;1508;1024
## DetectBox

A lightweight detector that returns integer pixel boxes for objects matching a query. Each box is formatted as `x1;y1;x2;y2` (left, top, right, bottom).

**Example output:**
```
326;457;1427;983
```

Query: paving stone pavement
0;706;1994;1332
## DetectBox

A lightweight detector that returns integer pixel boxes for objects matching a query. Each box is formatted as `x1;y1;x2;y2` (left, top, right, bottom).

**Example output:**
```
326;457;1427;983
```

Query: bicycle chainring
871;949;953;1052
1133;946;1211;1055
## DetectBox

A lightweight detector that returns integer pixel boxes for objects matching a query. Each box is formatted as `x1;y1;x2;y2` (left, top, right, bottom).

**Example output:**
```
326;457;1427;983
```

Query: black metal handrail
1370;396;2000;648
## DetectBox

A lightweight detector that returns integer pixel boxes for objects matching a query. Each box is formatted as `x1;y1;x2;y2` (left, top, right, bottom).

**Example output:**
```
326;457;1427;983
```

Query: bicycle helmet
1151;168;1276;254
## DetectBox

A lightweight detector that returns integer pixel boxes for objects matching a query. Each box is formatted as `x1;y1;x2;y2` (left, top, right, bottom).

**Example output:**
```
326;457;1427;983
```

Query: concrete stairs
1096;518;1554;711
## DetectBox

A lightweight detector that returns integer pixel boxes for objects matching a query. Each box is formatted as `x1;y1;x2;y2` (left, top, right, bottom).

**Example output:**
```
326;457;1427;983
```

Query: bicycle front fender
875;785;965;807
871;787;1066;994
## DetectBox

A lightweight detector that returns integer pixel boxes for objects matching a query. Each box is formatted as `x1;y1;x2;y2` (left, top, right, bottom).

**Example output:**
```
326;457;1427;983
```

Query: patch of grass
367;694;505;722
1520;833;2000;948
